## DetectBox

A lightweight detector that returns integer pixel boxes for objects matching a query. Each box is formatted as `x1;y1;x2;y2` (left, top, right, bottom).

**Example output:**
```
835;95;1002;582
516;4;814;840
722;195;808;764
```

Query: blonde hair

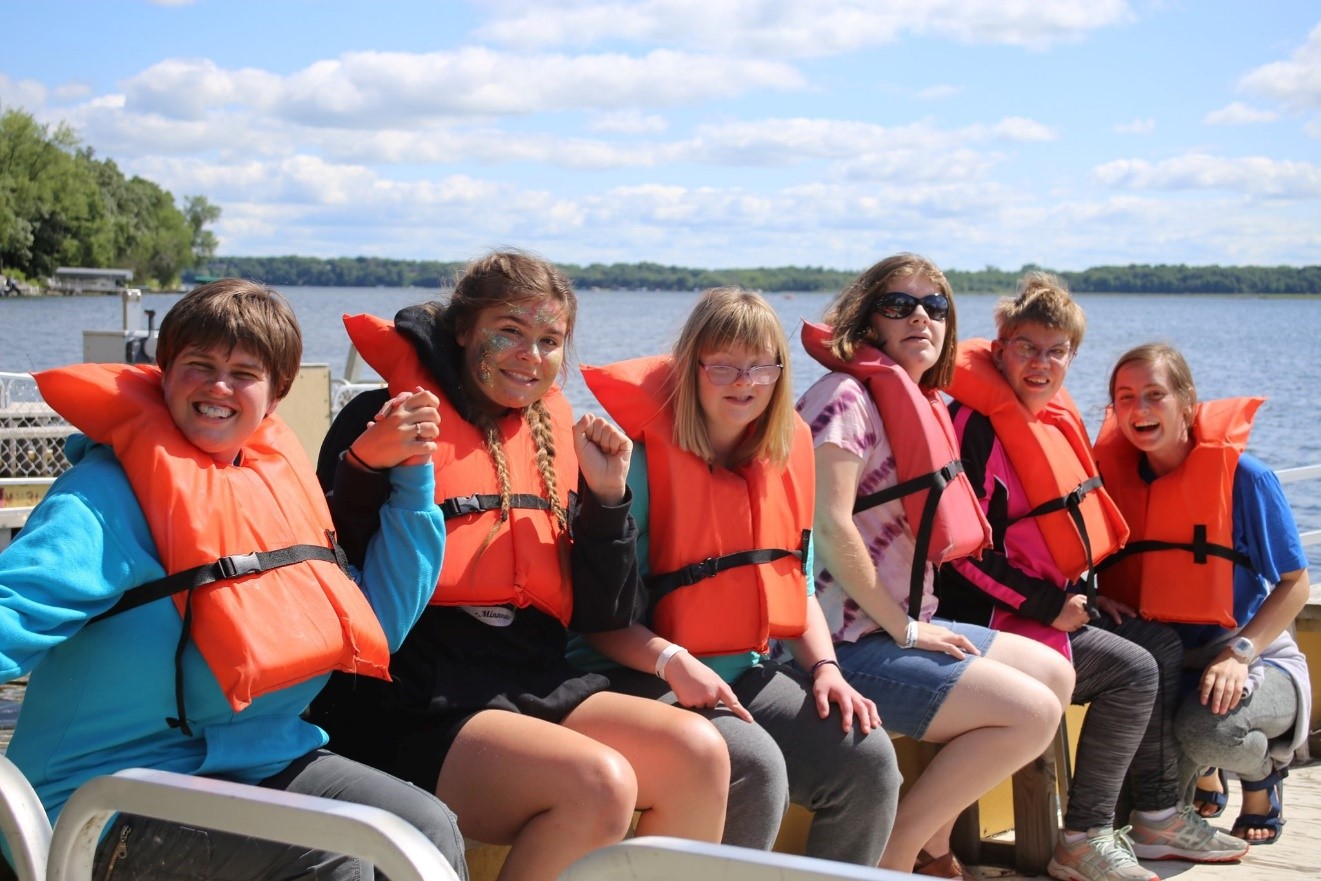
822;253;958;390
994;271;1086;351
672;287;796;467
440;250;576;551
1108;342;1197;423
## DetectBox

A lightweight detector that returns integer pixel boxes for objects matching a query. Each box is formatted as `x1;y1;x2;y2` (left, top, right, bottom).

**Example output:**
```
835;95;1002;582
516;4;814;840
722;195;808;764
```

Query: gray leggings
92;750;468;881
1093;615;1189;813
1175;663;1299;794
605;661;901;866
1064;622;1169;830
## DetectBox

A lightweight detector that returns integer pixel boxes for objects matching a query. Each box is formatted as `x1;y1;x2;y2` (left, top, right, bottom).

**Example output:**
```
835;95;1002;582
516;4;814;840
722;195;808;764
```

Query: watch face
1231;637;1254;659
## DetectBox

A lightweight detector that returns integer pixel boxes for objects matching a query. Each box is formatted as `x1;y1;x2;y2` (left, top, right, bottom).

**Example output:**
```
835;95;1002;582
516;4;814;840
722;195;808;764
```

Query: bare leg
563;690;730;840
436;710;639;881
883;634;1072;872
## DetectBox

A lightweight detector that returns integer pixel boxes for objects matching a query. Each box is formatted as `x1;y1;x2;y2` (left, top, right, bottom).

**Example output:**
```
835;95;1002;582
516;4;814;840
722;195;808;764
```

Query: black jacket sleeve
317;388;393;570
567;475;645;634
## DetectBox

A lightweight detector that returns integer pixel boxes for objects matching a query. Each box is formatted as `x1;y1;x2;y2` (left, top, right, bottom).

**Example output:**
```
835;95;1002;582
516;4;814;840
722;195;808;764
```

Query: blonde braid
473;410;513;558
526;400;568;533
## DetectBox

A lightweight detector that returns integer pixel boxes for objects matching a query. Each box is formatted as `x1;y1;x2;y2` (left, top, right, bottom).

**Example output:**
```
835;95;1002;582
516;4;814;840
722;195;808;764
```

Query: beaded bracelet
809;658;841;677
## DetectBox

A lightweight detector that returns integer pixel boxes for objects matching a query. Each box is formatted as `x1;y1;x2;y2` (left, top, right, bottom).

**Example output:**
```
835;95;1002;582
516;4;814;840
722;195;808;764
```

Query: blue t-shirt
566;444;814;684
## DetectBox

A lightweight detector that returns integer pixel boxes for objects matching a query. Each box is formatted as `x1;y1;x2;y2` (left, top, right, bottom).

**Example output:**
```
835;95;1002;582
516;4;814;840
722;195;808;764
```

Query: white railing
41;766;461;881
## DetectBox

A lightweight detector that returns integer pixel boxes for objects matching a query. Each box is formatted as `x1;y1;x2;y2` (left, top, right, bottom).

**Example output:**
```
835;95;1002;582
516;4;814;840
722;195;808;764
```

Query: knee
727;733;790;806
1011;678;1067;749
573;749;640;840
840;729;901;794
1046;653;1076;708
670;714;733;785
1173;696;1238;756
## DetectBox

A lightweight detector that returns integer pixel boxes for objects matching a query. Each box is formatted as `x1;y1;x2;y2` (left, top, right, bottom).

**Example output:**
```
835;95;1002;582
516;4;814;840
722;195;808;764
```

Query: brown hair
822;253;958;389
1107;342;1198;422
156;278;302;400
441;250;578;542
671;287;796;467
994;271;1086;351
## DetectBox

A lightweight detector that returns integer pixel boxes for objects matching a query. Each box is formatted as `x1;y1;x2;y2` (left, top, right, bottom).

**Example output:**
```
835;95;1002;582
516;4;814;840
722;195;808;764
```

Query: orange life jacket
33;363;392;723
583;355;810;655
344;313;576;625
800;322;992;615
947;339;1128;590
1093;397;1261;627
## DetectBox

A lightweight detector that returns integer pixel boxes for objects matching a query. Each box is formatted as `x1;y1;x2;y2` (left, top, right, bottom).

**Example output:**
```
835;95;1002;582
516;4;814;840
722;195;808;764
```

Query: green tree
184;194;221;264
0;107;103;278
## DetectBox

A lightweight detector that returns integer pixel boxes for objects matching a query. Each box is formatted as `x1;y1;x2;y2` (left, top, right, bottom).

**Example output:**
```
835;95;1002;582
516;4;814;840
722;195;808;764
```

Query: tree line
195;256;1321;295
0;106;219;289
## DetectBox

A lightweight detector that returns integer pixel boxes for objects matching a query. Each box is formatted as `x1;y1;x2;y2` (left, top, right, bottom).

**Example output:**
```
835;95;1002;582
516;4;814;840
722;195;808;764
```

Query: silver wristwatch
1228;635;1255;663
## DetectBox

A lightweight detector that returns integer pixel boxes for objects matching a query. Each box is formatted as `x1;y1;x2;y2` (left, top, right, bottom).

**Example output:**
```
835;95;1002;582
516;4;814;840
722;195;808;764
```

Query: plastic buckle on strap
447;495;484;517
681;557;720;586
218;552;262;579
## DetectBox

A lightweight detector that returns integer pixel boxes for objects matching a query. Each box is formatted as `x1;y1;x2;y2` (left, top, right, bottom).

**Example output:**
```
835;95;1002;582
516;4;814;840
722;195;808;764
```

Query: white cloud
0;74;49;112
1239;23;1321;112
1092;153;1321;198
117;49;804;127
1114;117;1155;134
475;0;1135;55
1203;102;1277;126
588;109;669;134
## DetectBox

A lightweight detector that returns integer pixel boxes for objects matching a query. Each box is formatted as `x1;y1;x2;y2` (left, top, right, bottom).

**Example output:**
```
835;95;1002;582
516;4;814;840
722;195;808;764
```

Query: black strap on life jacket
647;529;811;609
1096;524;1255;574
439;493;550;520
90;533;351;737
1005;475;1104;620
854;460;966;620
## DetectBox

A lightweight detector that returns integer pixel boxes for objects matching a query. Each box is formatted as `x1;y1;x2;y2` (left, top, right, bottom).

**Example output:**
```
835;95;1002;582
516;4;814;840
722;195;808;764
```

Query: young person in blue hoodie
0;280;465;880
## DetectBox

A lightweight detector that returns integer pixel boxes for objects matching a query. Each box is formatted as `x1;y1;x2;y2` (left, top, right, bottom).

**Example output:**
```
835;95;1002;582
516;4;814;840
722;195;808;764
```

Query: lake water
3;287;1320;571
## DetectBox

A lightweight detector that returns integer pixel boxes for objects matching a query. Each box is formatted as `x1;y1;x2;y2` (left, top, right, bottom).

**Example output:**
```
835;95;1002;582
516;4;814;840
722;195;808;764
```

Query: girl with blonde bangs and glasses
798;253;1075;879
308;250;730;881
570;287;901;866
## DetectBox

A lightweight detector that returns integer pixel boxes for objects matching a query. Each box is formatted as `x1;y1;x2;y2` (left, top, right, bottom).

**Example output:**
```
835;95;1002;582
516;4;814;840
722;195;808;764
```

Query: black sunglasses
872;292;950;322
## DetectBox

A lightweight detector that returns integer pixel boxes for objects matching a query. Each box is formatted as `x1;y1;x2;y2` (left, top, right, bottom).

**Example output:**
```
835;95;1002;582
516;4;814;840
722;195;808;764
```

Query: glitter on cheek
474;330;511;388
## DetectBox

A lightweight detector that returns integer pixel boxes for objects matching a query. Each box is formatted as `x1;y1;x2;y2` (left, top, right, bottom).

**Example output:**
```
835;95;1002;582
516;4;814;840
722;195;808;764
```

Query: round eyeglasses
1002;338;1074;364
699;362;784;386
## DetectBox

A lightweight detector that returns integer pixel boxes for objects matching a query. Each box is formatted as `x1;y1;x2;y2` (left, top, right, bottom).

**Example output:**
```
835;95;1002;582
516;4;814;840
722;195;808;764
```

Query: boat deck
970;758;1321;880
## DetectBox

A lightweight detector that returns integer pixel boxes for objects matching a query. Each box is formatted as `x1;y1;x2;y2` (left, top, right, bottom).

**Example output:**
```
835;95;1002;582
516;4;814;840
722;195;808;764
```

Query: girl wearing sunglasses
570;286;902;866
798;253;1075;879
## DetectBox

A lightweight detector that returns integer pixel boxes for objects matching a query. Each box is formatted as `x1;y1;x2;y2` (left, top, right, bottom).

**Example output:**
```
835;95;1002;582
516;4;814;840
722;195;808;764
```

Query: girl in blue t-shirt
1101;342;1312;848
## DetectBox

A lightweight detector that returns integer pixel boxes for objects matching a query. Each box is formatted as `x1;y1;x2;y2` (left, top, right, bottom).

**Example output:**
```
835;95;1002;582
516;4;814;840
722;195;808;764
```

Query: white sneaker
1047;827;1157;881
1129;805;1249;862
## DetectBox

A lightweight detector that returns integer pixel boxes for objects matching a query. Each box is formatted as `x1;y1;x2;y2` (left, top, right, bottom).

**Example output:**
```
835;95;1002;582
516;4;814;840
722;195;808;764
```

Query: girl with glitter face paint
309;251;730;881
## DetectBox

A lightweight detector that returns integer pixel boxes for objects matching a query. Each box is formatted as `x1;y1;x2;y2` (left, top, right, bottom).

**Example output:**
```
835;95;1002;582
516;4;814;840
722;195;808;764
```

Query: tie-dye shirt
796;371;938;645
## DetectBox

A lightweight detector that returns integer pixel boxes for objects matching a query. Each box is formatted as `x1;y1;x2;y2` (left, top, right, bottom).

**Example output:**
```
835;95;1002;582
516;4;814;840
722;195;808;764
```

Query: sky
3;0;1319;272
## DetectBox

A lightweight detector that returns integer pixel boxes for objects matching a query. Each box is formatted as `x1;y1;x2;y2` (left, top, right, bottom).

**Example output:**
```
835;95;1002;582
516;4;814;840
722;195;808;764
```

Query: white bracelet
901;620;919;650
655;643;689;678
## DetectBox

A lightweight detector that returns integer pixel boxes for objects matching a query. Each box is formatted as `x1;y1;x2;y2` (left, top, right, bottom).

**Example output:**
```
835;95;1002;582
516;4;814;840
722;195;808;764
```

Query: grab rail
48;768;461;881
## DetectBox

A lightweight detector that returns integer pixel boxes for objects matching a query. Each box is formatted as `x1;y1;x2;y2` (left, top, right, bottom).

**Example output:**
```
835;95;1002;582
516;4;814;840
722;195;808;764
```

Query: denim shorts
833;618;998;740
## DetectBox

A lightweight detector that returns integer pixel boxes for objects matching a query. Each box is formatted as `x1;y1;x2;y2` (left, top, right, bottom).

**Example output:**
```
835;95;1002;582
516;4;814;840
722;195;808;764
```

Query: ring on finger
415;423;424;439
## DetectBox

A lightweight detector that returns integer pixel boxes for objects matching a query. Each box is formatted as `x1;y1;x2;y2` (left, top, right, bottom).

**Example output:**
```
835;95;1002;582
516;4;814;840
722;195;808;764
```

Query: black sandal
1231;768;1286;846
1193;767;1228;819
